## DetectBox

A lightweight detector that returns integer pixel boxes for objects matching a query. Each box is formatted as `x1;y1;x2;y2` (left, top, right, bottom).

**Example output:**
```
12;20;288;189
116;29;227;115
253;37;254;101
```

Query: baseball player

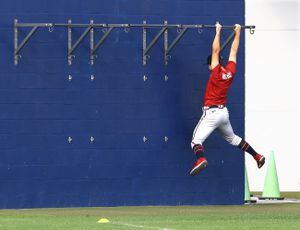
190;22;265;176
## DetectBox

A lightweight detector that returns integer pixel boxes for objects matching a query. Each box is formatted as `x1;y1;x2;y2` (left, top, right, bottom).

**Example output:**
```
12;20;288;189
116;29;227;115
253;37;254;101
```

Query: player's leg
190;109;219;175
191;109;220;148
237;139;265;168
217;108;265;168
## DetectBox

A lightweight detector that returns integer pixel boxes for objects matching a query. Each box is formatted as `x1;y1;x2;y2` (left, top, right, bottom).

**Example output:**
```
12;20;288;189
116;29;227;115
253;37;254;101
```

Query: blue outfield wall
0;0;245;208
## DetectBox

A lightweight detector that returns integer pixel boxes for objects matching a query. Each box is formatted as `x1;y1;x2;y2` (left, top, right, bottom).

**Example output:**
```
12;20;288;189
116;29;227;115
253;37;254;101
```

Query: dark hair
207;54;223;66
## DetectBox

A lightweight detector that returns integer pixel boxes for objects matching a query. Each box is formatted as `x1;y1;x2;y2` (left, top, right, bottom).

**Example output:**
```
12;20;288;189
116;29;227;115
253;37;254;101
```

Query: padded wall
0;0;245;208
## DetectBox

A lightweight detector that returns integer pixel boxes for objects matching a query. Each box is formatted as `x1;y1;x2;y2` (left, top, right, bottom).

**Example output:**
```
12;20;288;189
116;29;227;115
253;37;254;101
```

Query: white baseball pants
191;107;242;149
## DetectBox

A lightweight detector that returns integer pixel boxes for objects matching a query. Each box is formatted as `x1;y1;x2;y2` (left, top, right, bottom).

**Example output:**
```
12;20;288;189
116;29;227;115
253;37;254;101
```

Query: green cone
262;151;281;198
244;166;251;201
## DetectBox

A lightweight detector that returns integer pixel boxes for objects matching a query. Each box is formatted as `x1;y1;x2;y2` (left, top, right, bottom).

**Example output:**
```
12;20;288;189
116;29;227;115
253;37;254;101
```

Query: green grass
0;194;300;230
1;204;300;230
252;192;300;199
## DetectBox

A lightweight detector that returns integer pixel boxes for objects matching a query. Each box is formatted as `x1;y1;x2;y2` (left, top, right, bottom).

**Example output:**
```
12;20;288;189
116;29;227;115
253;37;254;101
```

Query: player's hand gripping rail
201;24;255;34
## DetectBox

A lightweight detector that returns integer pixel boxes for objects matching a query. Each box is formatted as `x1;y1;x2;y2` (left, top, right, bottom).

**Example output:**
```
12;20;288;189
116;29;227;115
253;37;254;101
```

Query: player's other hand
234;24;241;32
215;22;222;33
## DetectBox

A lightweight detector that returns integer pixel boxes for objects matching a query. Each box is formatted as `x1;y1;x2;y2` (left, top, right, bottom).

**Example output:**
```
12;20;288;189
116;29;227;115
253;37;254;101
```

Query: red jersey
203;61;236;106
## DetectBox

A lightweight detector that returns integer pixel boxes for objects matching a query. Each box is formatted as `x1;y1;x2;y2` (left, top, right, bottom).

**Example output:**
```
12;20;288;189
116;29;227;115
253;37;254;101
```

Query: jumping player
190;22;265;176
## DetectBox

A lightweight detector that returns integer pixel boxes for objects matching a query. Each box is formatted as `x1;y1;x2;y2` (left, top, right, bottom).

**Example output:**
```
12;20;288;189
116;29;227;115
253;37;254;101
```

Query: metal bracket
68;20;93;65
143;20;168;65
90;21;114;65
14;19;53;65
164;25;189;65
220;31;236;53
13;21;255;65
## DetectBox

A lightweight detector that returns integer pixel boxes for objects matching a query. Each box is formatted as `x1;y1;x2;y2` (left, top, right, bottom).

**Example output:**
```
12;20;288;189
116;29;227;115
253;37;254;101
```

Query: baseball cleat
254;154;265;168
190;157;208;176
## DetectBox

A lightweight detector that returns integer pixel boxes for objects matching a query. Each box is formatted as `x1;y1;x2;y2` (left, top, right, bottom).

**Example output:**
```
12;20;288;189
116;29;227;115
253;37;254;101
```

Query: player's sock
193;144;204;159
238;139;258;157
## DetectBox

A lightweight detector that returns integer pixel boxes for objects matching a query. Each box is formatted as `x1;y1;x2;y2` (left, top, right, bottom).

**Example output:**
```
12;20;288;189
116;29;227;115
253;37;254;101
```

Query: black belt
203;105;225;110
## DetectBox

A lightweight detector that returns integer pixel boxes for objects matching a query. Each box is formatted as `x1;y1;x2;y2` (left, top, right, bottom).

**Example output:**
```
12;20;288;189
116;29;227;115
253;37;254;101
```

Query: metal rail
14;20;256;65
15;22;255;30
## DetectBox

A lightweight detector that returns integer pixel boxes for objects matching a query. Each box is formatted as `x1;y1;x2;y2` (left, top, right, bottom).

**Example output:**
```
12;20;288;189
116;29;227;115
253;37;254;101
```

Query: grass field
0;193;299;230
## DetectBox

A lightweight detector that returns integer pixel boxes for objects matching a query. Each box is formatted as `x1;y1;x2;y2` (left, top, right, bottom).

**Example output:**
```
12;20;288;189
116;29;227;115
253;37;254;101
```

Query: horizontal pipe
15;23;54;27
15;22;255;30
203;25;255;29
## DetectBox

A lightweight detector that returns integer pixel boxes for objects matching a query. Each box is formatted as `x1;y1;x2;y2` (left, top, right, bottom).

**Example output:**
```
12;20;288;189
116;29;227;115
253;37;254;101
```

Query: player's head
207;54;223;70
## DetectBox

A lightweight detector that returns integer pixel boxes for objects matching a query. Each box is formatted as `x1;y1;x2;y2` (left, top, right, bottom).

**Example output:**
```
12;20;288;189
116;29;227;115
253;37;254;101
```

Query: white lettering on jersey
222;72;233;80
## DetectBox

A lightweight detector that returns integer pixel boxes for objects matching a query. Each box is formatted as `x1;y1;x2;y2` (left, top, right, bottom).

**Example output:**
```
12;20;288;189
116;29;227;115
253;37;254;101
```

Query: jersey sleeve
225;61;236;75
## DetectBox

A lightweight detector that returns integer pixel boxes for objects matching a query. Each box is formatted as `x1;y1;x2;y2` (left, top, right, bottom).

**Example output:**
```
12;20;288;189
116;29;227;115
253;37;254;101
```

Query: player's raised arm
210;22;222;69
228;24;241;63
